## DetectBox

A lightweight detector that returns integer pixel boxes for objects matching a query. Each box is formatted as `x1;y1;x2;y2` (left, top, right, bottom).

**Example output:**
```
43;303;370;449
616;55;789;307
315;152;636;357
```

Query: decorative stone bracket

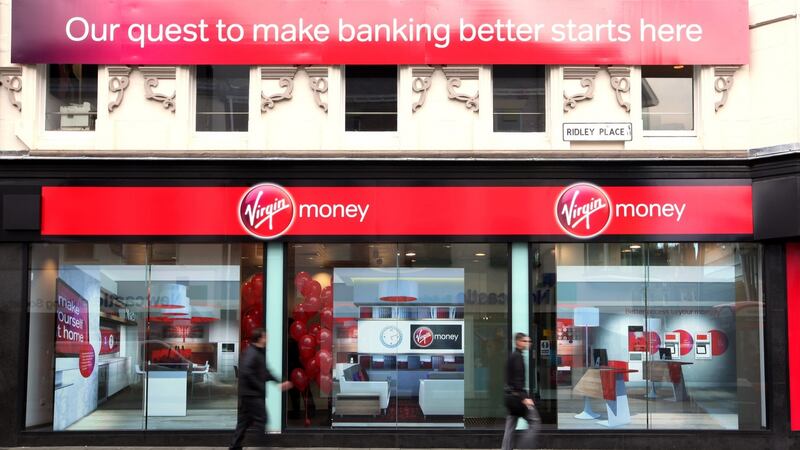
714;66;739;112
607;66;631;112
442;66;479;112
411;66;436;113
306;66;329;113
260;66;297;113
140;66;176;112
107;66;131;112
0;66;23;112
563;66;600;113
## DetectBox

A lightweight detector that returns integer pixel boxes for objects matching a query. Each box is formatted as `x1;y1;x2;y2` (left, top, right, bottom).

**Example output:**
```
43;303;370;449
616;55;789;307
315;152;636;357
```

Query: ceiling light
673;65;685;69
630;245;641;249
405;252;416;257
475;252;486;257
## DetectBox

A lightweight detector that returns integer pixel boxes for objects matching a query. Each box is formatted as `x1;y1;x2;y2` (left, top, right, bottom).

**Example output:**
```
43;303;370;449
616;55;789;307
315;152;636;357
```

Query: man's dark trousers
230;395;267;450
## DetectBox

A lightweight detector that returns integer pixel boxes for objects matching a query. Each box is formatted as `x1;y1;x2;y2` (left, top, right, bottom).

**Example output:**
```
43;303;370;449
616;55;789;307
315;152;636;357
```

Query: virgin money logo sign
410;324;463;350
555;183;612;239
413;326;434;348
239;183;296;239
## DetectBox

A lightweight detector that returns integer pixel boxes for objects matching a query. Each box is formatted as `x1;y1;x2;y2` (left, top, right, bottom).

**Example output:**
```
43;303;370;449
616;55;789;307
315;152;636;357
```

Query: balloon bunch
289;271;334;409
240;273;264;349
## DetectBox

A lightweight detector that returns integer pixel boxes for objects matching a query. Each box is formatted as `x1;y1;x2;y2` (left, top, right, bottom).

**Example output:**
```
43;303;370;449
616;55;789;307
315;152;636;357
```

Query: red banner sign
12;0;748;65
100;327;121;355
41;184;753;237
55;279;90;355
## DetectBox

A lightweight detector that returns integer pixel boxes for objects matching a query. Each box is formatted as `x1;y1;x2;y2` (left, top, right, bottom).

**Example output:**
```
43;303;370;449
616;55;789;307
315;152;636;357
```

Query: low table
644;360;693;402
573;367;638;428
334;393;381;416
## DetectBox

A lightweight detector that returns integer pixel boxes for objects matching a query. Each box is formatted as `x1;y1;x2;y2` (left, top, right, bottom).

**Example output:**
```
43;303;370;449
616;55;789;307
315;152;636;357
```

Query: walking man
230;328;292;450
502;332;540;450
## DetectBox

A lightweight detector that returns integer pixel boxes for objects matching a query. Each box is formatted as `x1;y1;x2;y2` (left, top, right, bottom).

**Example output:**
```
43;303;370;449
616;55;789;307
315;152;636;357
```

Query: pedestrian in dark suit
230;328;292;450
502;332;540;450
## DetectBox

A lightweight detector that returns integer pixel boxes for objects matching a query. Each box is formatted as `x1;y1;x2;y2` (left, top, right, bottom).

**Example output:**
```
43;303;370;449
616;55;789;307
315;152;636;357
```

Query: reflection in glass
531;242;765;431
345;66;398;132
196;65;250;132
642;65;694;131
493;65;546;132
284;243;508;429
25;243;262;431
45;64;98;131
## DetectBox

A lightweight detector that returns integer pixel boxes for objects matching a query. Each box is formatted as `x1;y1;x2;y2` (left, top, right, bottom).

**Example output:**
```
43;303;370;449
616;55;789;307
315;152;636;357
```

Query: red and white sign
555;183;612;239
79;343;96;378
100;327;121;355
40;183;753;238
413;327;434;348
55;279;90;355
11;0;748;65
238;183;296;239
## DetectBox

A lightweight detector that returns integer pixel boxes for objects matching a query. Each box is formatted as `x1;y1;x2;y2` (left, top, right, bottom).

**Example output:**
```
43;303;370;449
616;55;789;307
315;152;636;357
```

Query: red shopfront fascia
11;0;747;65
40;184;753;238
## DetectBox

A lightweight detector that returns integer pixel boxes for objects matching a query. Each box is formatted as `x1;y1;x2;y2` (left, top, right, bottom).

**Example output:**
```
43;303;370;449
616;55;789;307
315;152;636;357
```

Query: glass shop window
345;66;398;132
196;65;250;132
25;243;263;431
530;242;766;431
492;65;546;132
284;243;510;429
45;64;98;131
642;65;694;132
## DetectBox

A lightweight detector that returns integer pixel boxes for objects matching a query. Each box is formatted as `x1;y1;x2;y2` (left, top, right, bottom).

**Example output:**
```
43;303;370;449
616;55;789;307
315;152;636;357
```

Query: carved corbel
411;66;435;112
305;66;329;113
260;66;297;112
0;67;23;112
563;66;600;112
607;66;631;112
107;66;131;112
714;66;739;112
140;66;176;112
442;66;479;112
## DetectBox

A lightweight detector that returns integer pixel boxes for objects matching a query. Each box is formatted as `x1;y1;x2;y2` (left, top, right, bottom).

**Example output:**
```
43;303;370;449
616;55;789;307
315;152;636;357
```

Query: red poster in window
100;327;120;355
55;279;90;356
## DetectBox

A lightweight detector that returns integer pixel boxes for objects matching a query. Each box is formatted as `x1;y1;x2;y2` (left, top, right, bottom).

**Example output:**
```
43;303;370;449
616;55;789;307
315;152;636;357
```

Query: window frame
342;65;400;134
641;65;699;138
491;65;548;134
193;65;252;134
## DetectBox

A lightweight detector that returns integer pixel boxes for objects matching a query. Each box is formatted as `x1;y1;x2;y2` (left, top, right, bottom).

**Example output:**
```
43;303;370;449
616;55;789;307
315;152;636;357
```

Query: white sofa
335;363;390;410
418;379;464;416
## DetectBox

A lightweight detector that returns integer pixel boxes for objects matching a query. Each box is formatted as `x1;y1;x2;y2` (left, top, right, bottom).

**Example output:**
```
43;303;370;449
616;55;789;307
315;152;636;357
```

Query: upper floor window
196;66;249;132
345;66;397;132
642;65;694;132
492;65;546;132
45;64;98;131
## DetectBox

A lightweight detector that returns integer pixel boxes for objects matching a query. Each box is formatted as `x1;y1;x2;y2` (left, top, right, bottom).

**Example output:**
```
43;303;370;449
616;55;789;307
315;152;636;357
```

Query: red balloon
318;328;332;350
320;307;333;329
289;320;307;341
300;345;316;361
299;333;318;350
243;308;261;330
294;272;311;292
302;280;322;299
320;286;333;308
290;368;309;391
305;296;322;313
241;281;254;305
309;324;322;338
292;303;311;322
251;273;264;295
304;354;321;379
317;349;333;374
319;373;333;394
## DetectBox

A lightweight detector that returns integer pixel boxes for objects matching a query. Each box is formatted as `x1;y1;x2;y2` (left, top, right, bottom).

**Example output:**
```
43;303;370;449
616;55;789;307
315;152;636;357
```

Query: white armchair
335;363;390;410
419;379;464;416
